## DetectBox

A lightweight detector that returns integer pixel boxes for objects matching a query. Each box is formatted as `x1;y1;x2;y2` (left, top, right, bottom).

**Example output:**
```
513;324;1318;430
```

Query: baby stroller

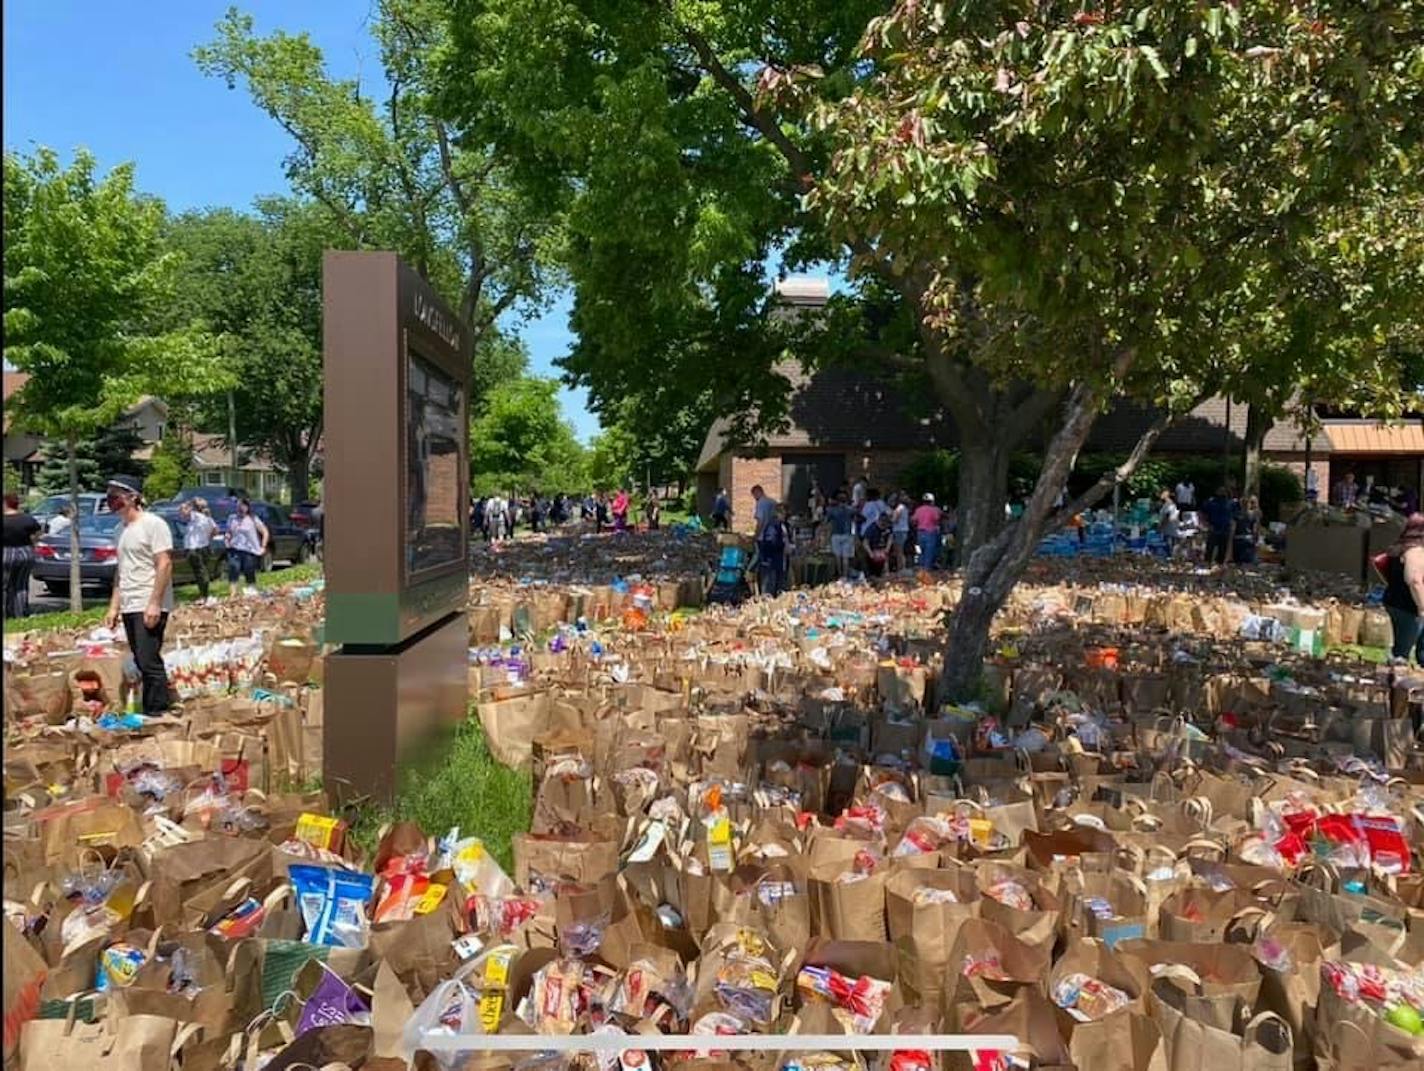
705;543;752;606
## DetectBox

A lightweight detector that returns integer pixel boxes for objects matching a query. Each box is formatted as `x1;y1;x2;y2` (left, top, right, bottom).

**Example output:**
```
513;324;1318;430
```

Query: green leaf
1140;45;1169;81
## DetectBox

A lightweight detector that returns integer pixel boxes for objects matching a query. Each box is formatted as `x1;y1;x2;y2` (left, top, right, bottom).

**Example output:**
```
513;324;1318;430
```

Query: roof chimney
773;276;830;306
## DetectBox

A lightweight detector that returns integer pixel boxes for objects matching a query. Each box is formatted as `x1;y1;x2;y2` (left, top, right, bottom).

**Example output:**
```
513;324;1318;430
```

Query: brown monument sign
322;251;472;802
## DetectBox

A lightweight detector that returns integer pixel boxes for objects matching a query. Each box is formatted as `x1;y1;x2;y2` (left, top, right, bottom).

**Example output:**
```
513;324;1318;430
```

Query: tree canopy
4;148;228;439
470;376;587;495
442;0;1424;697
4;147;229;606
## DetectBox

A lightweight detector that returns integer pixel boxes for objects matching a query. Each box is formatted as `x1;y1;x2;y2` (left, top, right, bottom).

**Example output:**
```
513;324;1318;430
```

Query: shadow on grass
348;714;531;874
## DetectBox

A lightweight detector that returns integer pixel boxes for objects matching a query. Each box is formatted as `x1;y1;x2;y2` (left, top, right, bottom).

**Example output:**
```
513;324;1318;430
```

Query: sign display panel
405;345;466;579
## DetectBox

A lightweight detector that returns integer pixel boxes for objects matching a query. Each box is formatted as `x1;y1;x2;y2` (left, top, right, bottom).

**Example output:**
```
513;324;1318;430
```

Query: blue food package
289;864;377;948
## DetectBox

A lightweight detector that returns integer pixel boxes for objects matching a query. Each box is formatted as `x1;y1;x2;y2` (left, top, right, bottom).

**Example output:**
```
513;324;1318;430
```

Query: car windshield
76;513;124;535
33;495;75;514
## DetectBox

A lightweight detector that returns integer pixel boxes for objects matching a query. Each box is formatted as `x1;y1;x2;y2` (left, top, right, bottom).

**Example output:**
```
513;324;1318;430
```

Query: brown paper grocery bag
1119;938;1263;1034
512;830;620;893
1149;977;1293;1071
1158;887;1259;944
807;857;887;943
20;1011;194;1071
974;862;1061;950
3;918;46;1062
8;670;72;720
41;799;147;866
476;690;552;770
1358;608;1393;649
885;866;980;1001
943;917;1052;1030
947;989;1073;1071
266;633;317;686
1066;1011;1168;1071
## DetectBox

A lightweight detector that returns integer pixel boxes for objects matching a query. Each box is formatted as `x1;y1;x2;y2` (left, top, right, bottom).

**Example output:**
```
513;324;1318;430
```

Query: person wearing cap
103;476;174;715
912;493;943;571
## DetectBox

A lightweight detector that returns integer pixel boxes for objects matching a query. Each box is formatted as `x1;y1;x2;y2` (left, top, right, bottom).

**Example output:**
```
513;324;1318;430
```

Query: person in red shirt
911;493;943;571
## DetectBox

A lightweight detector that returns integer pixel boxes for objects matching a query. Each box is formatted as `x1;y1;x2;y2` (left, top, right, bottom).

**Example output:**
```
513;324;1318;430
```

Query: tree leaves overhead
3;147;230;438
469;376;587;494
195;0;558;340
162;200;333;504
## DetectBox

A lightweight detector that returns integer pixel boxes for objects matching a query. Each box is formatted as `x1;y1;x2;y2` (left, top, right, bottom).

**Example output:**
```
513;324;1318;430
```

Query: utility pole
227;389;239;492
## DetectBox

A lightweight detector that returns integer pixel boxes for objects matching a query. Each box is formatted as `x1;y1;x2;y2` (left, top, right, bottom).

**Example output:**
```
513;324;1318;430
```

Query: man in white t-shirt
859;488;888;537
1174;479;1195;508
103;475;174;714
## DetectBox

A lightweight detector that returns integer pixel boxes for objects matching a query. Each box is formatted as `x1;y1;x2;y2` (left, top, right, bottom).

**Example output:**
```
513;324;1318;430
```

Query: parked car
289;501;321;531
203;498;313;571
29;492;110;527
33;512;188;595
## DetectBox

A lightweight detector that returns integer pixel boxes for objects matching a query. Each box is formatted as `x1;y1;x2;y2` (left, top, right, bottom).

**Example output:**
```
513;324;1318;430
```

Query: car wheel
261;550;274;573
296;541;311;565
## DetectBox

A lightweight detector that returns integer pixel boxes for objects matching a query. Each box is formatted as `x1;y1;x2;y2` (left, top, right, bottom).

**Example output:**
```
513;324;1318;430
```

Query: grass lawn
1328;642;1390;665
15;562;325;635
348;714;531;873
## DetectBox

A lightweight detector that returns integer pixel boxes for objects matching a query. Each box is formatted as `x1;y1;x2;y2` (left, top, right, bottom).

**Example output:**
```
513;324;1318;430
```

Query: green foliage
587;420;638;492
2;463;23;498
93;423;149;483
144;435;198;501
163;201;333;504
900;450;959;506
35;439;100;496
1258;464;1303;521
470;377;586;495
1071;455;1175;502
350;715;530;872
194;1;557;345
898;450;1043;504
3;148;229;438
4;146;229;610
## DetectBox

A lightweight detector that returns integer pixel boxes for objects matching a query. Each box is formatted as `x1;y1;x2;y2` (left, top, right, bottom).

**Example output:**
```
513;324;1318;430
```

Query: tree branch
1045;411;1176;531
677;22;811;186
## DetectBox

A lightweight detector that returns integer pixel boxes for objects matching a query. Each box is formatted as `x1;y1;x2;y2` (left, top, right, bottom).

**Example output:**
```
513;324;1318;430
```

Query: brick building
694;282;1423;532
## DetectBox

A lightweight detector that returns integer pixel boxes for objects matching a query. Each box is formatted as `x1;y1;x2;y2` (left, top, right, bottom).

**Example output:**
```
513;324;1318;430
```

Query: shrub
1258;463;1302;519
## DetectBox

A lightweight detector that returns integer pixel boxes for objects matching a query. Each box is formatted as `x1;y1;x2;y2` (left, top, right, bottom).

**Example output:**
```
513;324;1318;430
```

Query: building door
781;453;846;516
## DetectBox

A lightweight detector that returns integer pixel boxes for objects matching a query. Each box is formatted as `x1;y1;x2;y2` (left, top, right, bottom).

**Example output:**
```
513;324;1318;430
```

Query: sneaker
204;596;218;607
244;586;259;597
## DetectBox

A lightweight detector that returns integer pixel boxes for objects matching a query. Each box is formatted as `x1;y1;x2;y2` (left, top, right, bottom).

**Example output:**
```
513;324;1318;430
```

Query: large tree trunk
287;449;311;508
938;362;1173;705
1242;403;1270;502
67;434;82;613
955;440;1010;560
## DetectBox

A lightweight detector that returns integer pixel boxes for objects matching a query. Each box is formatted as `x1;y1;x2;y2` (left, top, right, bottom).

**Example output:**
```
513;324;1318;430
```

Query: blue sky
2;0;597;441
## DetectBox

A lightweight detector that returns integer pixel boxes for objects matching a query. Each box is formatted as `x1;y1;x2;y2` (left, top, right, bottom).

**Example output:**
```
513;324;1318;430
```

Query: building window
204;471;224;486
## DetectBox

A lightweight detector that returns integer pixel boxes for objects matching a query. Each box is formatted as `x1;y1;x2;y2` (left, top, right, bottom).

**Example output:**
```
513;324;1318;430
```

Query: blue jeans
917;532;941;570
1386;604;1424;663
227;549;260;585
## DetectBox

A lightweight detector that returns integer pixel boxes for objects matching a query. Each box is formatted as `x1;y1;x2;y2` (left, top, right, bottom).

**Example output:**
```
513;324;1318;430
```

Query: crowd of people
719;478;959;598
472;489;665;542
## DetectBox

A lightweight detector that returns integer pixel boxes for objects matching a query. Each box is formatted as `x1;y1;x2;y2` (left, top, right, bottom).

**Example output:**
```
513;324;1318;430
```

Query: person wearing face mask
103;476;174;715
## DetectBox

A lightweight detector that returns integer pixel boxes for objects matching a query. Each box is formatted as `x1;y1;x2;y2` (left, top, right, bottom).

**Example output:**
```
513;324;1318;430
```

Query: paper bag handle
1241;1011;1293;1052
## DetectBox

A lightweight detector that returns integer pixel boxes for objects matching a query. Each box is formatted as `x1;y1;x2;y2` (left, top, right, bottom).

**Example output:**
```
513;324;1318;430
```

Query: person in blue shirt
1201;486;1235;565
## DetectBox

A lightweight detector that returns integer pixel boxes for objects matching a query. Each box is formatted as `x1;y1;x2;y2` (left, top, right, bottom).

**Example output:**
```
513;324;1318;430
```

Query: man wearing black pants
103;476;175;715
